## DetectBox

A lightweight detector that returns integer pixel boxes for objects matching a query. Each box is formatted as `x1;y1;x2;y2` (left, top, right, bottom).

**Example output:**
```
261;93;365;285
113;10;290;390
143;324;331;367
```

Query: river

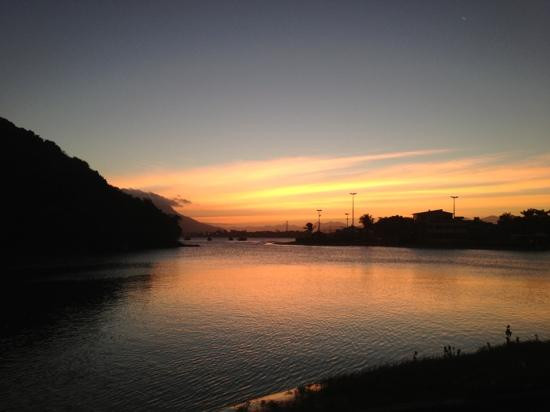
2;240;550;410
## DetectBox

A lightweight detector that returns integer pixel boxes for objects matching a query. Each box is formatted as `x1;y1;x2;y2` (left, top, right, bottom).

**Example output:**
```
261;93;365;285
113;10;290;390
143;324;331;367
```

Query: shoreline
276;239;550;252
226;384;321;412
229;339;550;411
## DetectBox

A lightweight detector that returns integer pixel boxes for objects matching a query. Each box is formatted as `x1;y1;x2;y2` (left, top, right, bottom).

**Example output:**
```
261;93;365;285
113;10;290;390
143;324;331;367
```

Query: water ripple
1;243;550;411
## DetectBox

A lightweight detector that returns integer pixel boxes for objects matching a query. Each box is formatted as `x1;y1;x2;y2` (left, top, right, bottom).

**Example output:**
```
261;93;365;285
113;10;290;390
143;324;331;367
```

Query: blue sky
1;1;549;223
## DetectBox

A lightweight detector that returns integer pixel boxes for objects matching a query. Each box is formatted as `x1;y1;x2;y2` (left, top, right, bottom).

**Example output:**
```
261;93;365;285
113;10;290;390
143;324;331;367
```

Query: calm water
2;241;550;411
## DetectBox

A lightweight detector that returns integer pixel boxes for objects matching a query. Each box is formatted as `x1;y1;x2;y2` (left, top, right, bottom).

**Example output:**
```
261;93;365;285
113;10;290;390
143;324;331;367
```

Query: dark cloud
123;189;190;216
172;195;191;206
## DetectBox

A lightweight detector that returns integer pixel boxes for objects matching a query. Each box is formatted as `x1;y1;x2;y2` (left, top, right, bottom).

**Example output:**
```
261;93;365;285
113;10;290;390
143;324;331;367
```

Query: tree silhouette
374;215;415;243
498;212;516;226
304;222;314;233
359;214;375;229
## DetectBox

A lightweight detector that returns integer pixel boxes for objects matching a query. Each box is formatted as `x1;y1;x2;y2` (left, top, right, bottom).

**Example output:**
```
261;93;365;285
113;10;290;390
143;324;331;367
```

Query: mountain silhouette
481;215;500;224
2;117;182;255
122;189;221;234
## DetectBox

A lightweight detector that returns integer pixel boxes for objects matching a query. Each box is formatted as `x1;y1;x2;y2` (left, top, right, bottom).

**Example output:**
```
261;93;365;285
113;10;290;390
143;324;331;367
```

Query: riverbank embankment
232;339;550;411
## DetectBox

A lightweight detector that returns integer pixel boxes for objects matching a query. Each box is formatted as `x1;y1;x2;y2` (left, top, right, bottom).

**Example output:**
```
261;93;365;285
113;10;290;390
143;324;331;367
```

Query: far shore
274;238;550;252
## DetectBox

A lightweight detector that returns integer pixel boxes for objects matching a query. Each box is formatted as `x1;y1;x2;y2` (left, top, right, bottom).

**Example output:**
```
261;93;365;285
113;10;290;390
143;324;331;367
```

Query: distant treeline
297;209;550;250
2;117;182;256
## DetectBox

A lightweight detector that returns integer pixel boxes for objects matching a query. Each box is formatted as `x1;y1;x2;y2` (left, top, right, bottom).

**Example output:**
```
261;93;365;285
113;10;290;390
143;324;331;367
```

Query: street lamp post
450;196;459;219
316;209;323;232
349;193;357;227
345;212;349;228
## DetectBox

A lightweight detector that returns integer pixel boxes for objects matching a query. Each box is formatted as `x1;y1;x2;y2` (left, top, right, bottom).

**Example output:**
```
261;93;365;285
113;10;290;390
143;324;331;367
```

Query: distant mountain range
2;117;182;254
122;189;221;234
481;215;500;224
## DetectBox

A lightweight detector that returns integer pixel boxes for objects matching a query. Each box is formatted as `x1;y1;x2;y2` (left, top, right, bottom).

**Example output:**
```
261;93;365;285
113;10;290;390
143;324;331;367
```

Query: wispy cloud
110;149;445;189
108;150;550;224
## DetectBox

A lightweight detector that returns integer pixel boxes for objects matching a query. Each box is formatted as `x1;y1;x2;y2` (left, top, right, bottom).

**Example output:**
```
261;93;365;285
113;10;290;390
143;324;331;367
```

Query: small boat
207;236;212;241
184;236;191;240
228;236;234;241
237;236;247;241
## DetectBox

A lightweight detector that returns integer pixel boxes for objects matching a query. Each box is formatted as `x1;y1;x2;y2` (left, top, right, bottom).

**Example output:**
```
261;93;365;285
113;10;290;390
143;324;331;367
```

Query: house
412;209;453;223
412;209;467;243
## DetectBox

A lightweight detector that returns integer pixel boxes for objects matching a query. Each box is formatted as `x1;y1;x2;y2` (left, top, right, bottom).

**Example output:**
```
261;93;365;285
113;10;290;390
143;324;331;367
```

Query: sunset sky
2;1;549;225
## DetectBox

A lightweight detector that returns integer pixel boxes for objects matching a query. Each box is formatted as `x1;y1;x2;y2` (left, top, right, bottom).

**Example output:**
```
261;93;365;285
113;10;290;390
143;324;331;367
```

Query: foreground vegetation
237;339;550;411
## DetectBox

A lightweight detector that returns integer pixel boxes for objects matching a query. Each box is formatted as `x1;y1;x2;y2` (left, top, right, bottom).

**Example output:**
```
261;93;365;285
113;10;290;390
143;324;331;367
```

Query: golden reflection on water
145;249;550;340
4;245;550;411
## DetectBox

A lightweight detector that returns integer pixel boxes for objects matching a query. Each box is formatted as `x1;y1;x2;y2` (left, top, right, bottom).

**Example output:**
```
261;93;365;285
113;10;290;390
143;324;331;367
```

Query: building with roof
412;209;453;224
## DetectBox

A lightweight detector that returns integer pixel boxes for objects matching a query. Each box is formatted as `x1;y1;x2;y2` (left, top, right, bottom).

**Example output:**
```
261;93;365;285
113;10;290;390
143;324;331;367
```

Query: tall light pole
345;212;349;228
451;196;459;219
349;192;357;227
316;209;323;232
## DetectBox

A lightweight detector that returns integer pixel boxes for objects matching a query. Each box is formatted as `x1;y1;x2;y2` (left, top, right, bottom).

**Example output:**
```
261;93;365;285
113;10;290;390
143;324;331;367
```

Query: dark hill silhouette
122;189;221;234
481;215;500;224
177;214;221;235
2;117;182;255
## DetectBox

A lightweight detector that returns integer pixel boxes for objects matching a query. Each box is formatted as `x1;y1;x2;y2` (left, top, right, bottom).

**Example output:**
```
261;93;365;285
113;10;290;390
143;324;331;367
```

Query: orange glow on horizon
108;151;550;226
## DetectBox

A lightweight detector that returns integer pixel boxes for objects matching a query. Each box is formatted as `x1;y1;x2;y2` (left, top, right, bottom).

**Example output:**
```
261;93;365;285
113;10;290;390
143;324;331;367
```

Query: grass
237;339;550;411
